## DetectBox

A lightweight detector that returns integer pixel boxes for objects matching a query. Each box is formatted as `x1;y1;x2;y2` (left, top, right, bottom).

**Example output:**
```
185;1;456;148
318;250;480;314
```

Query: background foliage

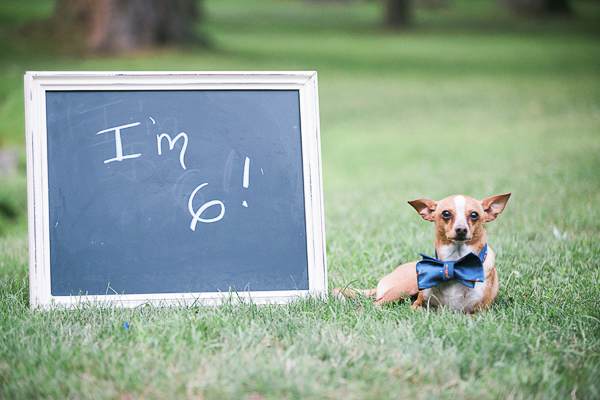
1;0;599;398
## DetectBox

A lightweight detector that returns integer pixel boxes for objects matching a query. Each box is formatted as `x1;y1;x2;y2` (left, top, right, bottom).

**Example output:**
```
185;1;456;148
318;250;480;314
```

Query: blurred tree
499;0;572;16
385;0;411;28
51;0;202;53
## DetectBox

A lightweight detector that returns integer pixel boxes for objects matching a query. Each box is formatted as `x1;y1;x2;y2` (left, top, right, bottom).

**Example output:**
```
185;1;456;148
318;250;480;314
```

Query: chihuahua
335;193;511;313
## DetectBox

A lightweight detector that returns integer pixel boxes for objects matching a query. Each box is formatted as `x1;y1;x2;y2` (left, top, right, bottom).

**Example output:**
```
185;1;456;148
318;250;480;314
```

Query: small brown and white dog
335;193;511;313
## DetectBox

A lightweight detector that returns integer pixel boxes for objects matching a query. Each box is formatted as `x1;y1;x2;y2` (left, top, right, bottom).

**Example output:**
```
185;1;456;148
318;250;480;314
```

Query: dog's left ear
408;199;437;222
481;193;511;222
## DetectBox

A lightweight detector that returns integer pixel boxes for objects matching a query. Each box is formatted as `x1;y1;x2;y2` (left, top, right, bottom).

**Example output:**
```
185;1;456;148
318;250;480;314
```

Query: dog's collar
416;244;487;290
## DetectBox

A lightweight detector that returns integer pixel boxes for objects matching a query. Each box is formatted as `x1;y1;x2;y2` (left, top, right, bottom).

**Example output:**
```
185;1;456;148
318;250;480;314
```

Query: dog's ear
481;193;511;222
408;199;437;222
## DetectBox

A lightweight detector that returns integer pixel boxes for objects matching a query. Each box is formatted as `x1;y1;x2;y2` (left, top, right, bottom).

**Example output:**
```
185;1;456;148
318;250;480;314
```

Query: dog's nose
455;225;468;236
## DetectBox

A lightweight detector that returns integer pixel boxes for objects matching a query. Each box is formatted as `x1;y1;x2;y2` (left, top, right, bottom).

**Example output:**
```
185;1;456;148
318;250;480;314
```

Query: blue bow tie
416;244;487;290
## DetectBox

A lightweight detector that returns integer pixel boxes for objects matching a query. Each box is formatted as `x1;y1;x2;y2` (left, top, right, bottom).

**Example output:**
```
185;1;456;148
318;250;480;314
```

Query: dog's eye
441;210;452;220
470;212;480;220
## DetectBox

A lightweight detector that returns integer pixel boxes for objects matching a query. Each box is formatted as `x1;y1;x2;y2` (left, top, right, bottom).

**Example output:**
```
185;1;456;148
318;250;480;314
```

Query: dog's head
408;193;511;245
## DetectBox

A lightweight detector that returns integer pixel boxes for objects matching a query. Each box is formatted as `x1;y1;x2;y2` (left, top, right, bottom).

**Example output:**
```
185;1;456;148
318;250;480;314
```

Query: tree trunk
51;0;201;53
500;0;572;16
386;0;411;28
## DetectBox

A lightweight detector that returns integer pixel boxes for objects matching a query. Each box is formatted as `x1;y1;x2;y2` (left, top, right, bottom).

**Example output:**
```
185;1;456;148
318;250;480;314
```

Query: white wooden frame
24;71;327;309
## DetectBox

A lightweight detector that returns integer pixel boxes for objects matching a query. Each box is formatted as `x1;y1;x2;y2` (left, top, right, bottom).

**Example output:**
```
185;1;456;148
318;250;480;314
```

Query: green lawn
1;0;600;398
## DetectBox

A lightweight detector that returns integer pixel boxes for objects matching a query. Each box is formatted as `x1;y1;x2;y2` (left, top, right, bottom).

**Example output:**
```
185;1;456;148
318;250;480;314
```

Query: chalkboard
25;72;327;307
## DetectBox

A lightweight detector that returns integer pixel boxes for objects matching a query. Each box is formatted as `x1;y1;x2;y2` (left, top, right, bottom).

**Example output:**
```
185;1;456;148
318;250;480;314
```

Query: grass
1;0;600;398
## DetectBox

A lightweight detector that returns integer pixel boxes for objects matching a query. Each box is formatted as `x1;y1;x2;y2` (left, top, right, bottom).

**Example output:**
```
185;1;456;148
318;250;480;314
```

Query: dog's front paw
410;299;423;311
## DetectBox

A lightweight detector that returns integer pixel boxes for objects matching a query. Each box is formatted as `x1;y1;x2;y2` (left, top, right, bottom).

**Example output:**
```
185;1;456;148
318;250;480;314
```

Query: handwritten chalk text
97;121;249;231
96;122;142;164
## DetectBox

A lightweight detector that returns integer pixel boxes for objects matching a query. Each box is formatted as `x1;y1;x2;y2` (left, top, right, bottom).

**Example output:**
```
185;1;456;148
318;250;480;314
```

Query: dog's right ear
408;199;437;222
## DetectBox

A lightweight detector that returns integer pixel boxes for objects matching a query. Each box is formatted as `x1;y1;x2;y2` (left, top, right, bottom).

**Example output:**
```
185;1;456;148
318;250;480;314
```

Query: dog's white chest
420;281;485;313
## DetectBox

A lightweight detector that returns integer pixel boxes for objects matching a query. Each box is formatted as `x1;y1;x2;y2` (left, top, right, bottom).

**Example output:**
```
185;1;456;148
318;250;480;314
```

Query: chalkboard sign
24;71;326;308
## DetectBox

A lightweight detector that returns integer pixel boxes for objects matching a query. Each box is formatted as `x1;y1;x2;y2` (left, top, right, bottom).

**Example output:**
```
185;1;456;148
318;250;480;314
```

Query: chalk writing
157;132;188;170
96;120;254;230
242;157;250;207
188;183;226;230
96;122;142;164
243;157;250;188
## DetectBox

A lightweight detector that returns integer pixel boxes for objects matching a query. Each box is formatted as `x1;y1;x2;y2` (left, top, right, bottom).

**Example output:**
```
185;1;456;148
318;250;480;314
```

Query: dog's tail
331;287;377;299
